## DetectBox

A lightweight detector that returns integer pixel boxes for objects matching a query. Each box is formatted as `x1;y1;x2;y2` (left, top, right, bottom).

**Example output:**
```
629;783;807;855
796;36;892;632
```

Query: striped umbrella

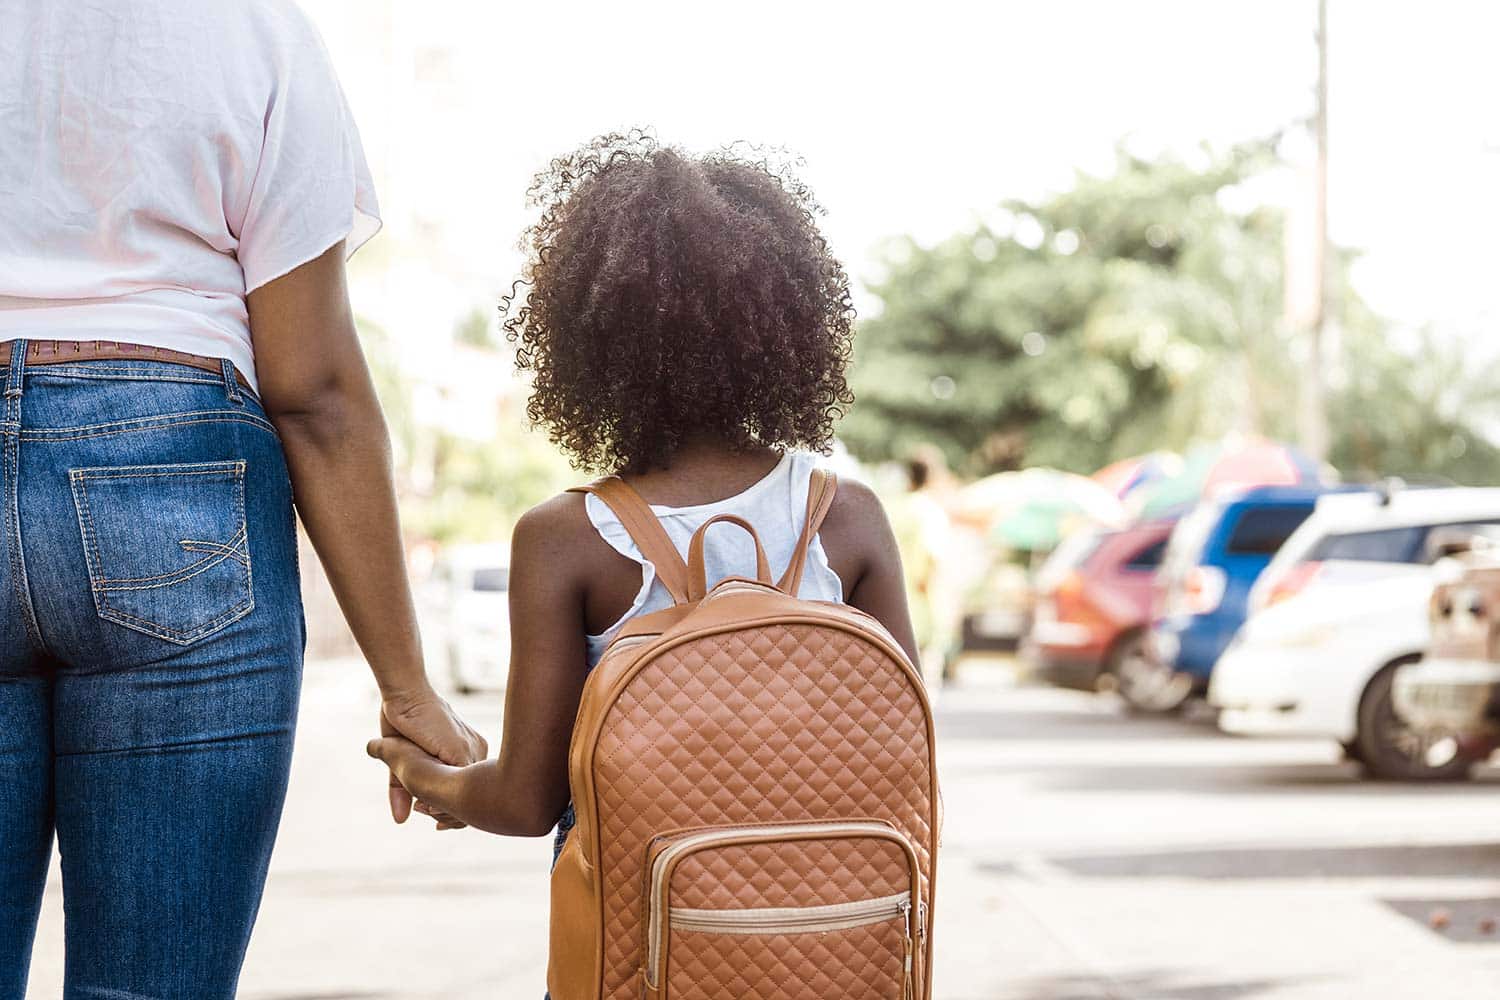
954;468;1128;552
1091;451;1182;501
1131;437;1326;520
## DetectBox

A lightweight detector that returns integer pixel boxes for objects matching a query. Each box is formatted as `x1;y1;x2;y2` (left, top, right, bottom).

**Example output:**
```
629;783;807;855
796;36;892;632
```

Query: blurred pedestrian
891;447;965;687
0;2;483;997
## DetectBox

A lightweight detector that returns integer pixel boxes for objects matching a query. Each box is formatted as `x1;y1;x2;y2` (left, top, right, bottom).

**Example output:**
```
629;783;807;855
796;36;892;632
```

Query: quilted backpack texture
547;471;940;1000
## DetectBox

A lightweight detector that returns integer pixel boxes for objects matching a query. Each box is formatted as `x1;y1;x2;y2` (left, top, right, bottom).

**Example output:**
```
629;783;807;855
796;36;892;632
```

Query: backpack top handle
778;469;838;595
686;514;773;601
570;466;839;606
568;477;693;606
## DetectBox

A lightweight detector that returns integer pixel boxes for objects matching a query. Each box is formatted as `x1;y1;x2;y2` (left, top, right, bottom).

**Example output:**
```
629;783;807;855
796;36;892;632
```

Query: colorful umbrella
954;468;1127;552
1130;437;1325;520
1091;451;1182;501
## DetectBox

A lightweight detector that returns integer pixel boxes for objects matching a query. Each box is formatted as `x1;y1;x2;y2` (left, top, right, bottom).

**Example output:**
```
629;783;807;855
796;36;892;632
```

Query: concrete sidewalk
23;662;1500;998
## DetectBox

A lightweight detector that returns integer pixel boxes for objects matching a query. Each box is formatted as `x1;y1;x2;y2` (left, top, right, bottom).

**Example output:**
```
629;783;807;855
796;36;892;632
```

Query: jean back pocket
70;460;254;645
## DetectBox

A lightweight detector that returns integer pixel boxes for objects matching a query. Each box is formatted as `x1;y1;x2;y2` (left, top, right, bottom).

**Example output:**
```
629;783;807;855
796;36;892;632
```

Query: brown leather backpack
548;470;940;1000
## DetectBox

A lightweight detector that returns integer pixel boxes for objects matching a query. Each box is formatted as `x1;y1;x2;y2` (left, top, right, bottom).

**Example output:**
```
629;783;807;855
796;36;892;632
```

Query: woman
0;2;482;997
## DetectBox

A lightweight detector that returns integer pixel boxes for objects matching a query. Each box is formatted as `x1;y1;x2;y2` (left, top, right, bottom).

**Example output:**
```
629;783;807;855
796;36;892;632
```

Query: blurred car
1022;519;1174;692
1210;490;1500;779
431;543;511;694
1250;485;1500;615
1123;485;1347;712
1394;545;1500;762
959;560;1033;655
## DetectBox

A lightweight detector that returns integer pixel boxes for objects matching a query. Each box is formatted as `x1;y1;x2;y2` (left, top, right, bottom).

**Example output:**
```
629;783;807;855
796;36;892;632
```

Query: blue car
1120;484;1362;712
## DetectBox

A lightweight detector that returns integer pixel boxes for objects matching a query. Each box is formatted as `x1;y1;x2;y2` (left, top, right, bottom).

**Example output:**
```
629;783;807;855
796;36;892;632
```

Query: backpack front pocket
643;822;924;1000
70;461;253;645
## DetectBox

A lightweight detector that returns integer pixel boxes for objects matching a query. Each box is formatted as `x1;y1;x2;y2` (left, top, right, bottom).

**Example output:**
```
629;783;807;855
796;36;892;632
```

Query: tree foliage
843;142;1500;484
1331;325;1500;485
362;314;574;544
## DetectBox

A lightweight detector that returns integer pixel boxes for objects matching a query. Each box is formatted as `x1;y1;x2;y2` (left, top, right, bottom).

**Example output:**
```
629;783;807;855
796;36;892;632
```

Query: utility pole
1300;0;1331;462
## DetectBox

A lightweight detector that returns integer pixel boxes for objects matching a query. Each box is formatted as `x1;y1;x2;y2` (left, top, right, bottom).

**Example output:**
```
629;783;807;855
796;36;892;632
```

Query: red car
1023;519;1176;692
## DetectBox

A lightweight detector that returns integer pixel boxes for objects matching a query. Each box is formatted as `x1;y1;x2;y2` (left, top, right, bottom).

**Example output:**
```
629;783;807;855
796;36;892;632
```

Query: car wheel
1098;630;1148;694
1355;661;1475;781
1116;637;1193;714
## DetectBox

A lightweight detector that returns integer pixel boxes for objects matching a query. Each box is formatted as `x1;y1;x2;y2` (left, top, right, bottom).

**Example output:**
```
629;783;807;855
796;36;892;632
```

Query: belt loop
3;340;26;401
220;358;243;406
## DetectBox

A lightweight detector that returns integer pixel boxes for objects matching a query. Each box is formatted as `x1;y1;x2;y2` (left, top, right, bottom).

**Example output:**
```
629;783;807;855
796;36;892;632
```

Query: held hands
375;684;487;825
366;729;469;830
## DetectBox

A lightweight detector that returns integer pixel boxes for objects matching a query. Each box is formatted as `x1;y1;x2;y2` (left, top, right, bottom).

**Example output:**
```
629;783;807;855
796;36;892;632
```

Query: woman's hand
379;685;487;823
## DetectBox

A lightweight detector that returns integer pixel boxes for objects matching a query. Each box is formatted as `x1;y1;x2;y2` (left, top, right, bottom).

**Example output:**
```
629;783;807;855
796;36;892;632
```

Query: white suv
428;544;512;694
1209;487;1500;779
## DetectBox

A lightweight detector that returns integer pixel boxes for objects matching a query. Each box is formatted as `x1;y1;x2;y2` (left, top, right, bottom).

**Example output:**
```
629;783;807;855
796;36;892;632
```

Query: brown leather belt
0;339;253;392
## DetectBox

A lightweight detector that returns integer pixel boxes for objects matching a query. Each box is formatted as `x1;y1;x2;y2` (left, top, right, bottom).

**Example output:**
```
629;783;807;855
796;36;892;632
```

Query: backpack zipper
644;821;919;992
669;891;911;935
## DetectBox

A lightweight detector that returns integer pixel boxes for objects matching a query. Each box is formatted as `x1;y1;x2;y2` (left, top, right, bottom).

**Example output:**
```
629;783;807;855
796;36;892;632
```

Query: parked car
431;544;512;694
959;560;1033;655
1124;485;1349;712
1393;545;1500;762
1250;485;1500;615
1022;519;1174;692
1210;489;1500;779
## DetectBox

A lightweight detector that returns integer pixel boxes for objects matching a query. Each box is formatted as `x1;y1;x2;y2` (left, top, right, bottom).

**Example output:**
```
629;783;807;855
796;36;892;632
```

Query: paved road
23;661;1500;998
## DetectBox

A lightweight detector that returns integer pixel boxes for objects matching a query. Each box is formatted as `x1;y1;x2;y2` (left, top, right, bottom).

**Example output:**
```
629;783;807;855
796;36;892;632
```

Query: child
367;132;920;856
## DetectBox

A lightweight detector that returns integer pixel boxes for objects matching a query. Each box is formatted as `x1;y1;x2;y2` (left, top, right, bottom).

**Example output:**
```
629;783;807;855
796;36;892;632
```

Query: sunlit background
32;4;1500;998
295;0;1500;534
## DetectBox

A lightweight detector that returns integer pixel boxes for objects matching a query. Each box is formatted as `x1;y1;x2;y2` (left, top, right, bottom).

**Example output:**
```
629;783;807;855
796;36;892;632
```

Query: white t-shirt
0;0;380;392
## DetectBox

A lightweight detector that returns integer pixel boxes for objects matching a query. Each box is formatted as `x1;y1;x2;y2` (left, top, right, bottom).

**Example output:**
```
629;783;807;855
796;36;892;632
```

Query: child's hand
367;734;464;826
414;799;468;831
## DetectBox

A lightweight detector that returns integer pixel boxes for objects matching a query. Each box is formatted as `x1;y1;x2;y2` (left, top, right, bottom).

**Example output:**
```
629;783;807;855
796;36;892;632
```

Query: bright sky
302;0;1499;344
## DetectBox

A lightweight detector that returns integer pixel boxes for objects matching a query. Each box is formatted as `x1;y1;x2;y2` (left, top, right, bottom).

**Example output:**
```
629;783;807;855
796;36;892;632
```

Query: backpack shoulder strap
568;477;692;605
778;468;838;595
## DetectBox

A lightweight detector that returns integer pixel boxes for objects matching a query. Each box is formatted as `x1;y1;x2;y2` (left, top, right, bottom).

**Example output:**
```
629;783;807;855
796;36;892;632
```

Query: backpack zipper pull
899;899;916;999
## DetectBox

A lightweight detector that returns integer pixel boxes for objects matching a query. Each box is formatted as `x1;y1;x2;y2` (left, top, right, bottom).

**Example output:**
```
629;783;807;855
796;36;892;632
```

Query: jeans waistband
0;339;250;405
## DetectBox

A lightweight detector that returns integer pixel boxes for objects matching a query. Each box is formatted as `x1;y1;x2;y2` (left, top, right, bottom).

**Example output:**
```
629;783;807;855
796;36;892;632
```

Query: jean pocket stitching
94;599;256;645
179;530;252;568
70;460;254;645
90;525;250;589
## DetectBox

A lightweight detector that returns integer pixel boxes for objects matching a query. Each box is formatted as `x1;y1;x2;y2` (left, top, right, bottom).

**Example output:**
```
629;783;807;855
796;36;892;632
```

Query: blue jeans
0;342;304;1000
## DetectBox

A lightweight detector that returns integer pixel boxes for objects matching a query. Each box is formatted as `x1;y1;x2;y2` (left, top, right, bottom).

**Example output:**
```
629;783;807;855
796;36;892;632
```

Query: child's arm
819;479;923;669
368;496;596;835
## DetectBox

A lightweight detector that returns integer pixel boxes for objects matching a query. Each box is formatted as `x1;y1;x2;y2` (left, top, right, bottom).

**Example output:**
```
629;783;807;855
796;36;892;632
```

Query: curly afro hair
501;131;856;474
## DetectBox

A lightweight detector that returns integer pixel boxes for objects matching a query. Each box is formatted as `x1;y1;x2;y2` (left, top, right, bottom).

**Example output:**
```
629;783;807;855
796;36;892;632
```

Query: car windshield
1307;526;1425;564
471;567;509;592
1123;538;1168;571
1224;505;1313;556
1307;519;1500;565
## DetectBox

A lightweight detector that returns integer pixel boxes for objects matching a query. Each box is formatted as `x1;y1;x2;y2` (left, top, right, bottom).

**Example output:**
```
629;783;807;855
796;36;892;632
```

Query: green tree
843;142;1299;475
410;420;575;544
453;307;500;350
1330;325;1500;485
843;141;1500;486
361;310;575;543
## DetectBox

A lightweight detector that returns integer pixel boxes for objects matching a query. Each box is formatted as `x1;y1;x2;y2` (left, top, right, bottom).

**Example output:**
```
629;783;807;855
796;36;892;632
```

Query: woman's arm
247;241;487;822
367;493;603;836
